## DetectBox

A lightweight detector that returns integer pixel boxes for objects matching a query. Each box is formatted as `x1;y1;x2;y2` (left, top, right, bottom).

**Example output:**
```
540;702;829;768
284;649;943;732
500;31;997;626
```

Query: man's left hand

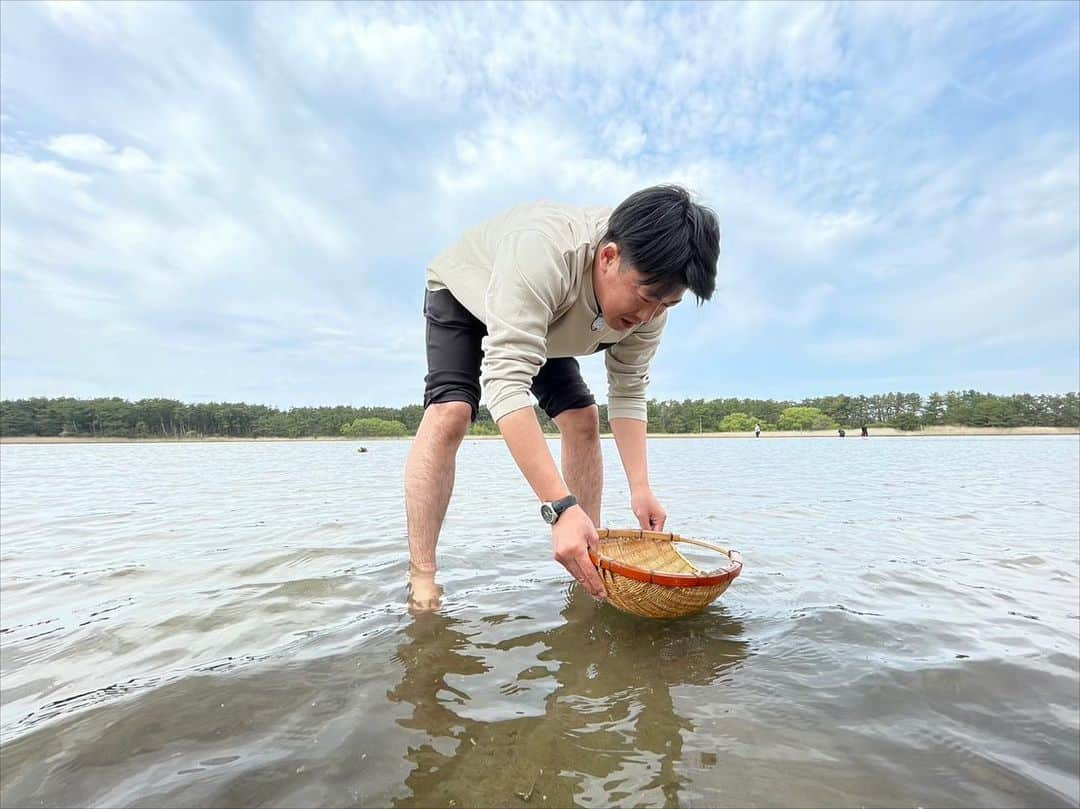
631;486;667;532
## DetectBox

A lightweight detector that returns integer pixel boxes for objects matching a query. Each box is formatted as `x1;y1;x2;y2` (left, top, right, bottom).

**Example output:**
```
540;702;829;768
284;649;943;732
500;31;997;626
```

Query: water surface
1;437;1078;807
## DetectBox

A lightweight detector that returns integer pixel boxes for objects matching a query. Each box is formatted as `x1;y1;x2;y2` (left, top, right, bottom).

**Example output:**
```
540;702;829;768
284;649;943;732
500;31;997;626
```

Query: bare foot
408;565;443;614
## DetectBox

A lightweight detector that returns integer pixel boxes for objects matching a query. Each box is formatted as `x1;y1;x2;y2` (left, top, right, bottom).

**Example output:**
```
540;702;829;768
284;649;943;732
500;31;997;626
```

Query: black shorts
423;288;596;422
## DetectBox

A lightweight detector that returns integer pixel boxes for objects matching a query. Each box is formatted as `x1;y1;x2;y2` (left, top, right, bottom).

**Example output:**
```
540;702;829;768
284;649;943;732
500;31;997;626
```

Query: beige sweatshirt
426;201;666;423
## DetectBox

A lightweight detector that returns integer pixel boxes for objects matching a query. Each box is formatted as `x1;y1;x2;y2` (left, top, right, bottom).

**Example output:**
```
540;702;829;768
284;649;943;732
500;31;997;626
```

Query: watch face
540;504;556;524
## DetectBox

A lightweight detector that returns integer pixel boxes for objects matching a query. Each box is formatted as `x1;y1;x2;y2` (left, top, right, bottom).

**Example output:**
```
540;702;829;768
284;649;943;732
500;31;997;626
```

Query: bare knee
422;401;473;446
556;405;600;444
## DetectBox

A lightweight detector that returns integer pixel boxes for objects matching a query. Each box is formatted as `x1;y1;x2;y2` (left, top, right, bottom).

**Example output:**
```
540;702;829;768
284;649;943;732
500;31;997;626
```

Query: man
404;184;720;606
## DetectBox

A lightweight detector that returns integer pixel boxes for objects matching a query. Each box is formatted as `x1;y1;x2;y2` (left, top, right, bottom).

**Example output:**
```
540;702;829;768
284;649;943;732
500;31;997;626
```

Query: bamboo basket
587;529;743;619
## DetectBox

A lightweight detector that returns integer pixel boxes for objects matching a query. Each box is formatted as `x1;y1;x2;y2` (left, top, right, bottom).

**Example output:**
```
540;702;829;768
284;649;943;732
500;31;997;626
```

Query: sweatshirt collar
585;212;610;318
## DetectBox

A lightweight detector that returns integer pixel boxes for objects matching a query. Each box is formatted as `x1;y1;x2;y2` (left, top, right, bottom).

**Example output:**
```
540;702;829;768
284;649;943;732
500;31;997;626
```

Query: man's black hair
602;184;720;303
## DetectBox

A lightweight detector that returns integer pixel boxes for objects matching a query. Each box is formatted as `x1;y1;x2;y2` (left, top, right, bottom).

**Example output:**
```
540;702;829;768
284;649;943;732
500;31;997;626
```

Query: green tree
892;412;921;431
468;420;499;436
718;412;757;432
2;391;1078;439
778;406;837;431
923;393;945;426
340;417;409;437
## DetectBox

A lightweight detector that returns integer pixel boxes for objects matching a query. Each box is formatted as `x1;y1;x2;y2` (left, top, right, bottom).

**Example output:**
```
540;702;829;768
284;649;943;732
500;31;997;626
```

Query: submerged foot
407;565;443;614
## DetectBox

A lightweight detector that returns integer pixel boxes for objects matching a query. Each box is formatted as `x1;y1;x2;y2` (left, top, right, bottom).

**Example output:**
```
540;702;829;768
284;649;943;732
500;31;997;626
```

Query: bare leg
404;401;472;573
555;405;603;526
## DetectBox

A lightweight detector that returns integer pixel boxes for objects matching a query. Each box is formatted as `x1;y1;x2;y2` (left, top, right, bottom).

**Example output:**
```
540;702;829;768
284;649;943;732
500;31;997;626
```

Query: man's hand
631;486;667;532
552;505;607;599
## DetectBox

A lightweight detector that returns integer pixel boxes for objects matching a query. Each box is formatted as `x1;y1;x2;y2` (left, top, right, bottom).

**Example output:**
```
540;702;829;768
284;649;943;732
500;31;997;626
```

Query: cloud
1;0;1077;406
46;133;153;172
602;121;648;161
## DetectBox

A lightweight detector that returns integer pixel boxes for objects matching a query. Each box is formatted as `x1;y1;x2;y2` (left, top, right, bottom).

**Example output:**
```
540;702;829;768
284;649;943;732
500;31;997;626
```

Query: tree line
1;390;1076;438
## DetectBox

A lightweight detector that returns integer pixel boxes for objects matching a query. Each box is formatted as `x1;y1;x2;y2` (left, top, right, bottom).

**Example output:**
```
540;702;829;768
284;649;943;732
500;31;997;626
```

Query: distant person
405;185;721;606
861;425;869;438
754;423;761;438
838;428;845;438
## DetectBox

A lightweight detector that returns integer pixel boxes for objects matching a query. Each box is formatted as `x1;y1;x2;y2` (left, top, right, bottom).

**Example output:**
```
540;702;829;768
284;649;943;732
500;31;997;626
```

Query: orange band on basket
588;547;743;588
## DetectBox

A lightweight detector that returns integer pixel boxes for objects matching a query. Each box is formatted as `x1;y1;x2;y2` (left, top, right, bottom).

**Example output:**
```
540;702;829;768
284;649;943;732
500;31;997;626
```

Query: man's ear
600;242;620;272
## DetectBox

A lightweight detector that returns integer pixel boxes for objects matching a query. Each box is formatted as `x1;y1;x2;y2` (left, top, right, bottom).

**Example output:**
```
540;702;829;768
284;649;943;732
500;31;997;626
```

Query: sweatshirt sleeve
481;230;570;422
605;309;667;422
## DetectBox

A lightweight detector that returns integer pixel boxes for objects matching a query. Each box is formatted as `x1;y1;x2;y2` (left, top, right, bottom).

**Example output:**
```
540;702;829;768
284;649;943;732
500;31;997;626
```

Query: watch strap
551;494;578;517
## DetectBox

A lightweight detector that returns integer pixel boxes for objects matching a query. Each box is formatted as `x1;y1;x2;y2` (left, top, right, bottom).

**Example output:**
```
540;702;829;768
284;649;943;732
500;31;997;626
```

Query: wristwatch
540;494;578;525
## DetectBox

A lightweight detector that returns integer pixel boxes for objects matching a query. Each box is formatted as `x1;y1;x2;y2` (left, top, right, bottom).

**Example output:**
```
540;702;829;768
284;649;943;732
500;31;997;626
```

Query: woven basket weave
587;529;743;619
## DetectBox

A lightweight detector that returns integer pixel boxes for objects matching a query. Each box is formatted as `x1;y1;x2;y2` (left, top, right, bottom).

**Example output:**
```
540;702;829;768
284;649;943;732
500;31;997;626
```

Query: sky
1;1;1077;409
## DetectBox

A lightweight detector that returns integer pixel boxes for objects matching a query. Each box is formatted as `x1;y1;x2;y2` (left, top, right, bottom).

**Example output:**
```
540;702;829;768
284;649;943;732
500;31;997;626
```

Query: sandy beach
1;426;1075;444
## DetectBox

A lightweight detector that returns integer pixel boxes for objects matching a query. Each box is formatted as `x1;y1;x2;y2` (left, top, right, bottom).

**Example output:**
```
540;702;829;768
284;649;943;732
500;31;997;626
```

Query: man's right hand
552;506;607;599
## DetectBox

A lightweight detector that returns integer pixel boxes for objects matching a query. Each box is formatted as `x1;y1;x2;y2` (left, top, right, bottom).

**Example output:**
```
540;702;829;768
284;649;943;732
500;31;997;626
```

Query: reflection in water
388;585;748;807
3;438;1075;806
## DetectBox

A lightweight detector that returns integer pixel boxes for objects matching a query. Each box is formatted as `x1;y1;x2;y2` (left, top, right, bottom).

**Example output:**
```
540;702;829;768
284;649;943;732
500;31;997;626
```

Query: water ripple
0;437;1077;807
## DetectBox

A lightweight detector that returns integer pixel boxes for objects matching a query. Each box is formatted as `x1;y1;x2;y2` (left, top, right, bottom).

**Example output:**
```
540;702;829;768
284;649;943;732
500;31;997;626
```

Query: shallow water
1;436;1078;807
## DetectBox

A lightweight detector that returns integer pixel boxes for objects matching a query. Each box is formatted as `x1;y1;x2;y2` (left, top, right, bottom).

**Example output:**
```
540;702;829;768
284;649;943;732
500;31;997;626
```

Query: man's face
595;243;685;331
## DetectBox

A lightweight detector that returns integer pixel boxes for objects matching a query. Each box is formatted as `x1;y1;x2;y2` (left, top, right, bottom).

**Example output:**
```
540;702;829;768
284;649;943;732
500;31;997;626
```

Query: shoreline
1;426;1076;444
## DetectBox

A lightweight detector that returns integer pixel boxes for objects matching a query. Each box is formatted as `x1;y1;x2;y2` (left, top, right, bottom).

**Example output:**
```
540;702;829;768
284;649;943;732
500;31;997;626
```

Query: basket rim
588;528;743;589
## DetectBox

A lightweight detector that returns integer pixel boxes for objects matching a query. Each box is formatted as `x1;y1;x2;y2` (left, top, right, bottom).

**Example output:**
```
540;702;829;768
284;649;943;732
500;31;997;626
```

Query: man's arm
605;314;668;531
610;417;667;531
480;230;606;598
610;416;649;490
498;406;607;599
